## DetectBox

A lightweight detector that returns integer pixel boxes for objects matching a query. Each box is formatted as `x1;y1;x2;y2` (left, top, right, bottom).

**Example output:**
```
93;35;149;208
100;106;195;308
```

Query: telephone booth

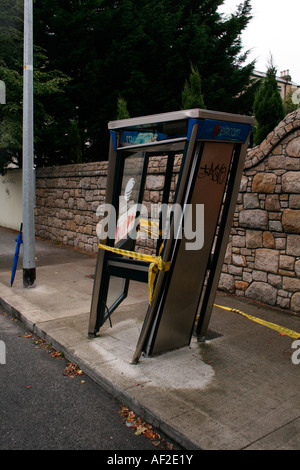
88;109;254;363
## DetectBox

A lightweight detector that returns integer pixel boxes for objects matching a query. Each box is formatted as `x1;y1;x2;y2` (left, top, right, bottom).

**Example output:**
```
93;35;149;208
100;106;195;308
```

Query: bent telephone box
88;108;254;363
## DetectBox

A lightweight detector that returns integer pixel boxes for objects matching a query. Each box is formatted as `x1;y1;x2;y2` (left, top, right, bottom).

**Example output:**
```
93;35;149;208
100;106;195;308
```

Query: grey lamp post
22;0;36;287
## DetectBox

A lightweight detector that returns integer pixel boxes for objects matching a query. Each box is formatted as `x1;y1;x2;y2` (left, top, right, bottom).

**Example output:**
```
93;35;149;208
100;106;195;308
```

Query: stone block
255;248;279;274
252;173;277;193
84;224;93;235
241;248;252;256
268;273;282;288
283;277;300;292
235;281;248;291
289;195;300;209
268;156;286;169
218;273;235;293
146;175;165;190
232;254;247;267
271;144;283;155
269;212;282;220
286;137;300;157
279;269;294;277
228;265;243;276
77;198;87;210
278;289;289;298
239;210;268;229
246;230;263;248
79;177;91;189
232;235;245;248
149;191;160;203
279;255;295;271
282;172;300;193
239;175;248;192
286;157;300;170
265;195;280;211
268;220;283;232
224;242;232;264
263;231;275;248
74;214;83;225
68;197;75;209
243;193;259;209
275;237;286;250
243;271;252;283
295;259;300;277
282;209;300;233
291;293;300;313
58;209;69;220
245;282;277;306
65;220;76;231
277;296;290;309
286;234;300;256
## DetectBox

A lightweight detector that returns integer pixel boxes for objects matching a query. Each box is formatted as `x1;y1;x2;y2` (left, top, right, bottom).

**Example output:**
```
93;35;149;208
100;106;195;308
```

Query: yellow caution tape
138;218;163;239
139;218;159;228
98;243;171;303
213;303;300;340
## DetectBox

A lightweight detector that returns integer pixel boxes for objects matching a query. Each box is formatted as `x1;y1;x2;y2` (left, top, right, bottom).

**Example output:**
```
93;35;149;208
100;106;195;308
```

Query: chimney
280;70;291;81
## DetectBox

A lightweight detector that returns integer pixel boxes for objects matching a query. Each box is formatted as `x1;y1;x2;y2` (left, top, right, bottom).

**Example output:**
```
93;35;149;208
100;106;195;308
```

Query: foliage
253;64;285;145
283;90;299;116
0;0;70;172
117;96;130;120
1;0;256;169
32;0;255;164
181;64;206;109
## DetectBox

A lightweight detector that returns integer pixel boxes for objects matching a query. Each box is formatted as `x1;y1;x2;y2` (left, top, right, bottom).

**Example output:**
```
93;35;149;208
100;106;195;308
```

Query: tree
32;0;256;164
181;64;206;109
0;0;24;172
0;0;70;173
253;63;285;145
117;97;130;120
283;91;299;116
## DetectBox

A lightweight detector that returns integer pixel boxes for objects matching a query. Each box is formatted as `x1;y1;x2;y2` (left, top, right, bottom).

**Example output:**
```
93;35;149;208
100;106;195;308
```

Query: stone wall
35;162;108;253
220;109;300;312
35;109;300;313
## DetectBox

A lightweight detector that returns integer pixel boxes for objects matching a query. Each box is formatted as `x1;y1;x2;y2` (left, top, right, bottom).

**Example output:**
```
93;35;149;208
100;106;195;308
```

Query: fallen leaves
24;335;85;381
119;405;174;449
51;351;65;359
63;362;84;378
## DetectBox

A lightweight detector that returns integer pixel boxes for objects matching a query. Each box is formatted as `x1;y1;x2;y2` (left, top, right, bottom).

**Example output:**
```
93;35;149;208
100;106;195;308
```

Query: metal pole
22;0;36;287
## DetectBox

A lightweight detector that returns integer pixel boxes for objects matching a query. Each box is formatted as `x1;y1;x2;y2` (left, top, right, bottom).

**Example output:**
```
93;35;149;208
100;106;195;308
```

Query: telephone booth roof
108;108;254;129
108;108;254;151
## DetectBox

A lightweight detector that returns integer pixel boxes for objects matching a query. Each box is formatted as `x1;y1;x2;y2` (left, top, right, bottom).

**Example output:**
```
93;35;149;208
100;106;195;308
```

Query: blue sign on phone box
187;118;252;143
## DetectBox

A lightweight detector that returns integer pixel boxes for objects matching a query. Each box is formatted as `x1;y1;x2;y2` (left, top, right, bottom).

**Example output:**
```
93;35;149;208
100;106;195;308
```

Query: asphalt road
0;310;179;451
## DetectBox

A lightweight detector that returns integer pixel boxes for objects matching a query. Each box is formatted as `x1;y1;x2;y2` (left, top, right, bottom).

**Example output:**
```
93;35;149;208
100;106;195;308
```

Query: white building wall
0;169;23;231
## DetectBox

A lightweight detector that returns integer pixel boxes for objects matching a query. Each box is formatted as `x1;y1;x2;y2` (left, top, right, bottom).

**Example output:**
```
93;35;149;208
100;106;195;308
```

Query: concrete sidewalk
1;225;300;450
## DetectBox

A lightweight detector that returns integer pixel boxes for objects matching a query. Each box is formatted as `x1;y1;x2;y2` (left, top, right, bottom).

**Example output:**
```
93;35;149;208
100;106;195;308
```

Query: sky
218;0;300;84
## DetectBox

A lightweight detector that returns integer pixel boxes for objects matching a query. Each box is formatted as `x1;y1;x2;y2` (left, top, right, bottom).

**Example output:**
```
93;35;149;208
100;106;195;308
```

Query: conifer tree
253;63;285;144
181;64;206;110
117;97;130;120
